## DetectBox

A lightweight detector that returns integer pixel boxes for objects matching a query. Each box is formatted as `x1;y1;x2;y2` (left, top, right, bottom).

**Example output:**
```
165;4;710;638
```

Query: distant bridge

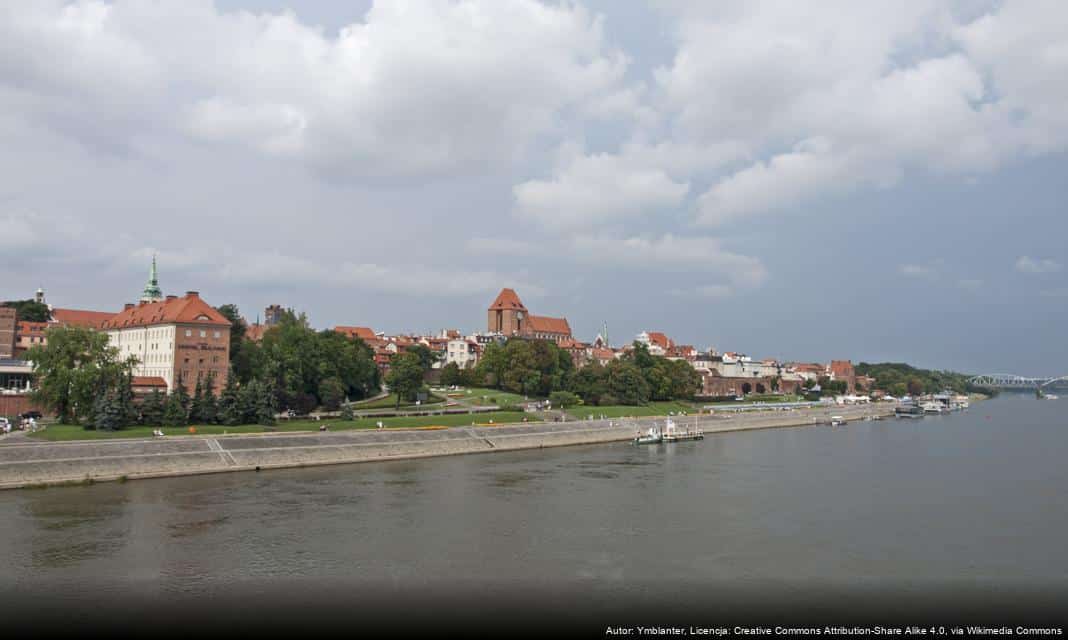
967;374;1068;389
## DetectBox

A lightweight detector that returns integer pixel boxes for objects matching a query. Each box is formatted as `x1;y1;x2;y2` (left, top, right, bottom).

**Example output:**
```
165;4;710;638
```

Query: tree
2;299;51;322
218;372;242;426
255;379;277;426
215;303;247;362
607;361;650;405
340;403;355;421
140;389;165;427
405;344;439;371
199;372;219;424
319;376;346;411
549;391;581;408
385;353;425;406
890;382;908;397
118;373;138;427
439;362;463;387
25;326;137;424
238;379;259;424
190;376;205;423
162;391;188;427
92;390;125;431
907;378;924;397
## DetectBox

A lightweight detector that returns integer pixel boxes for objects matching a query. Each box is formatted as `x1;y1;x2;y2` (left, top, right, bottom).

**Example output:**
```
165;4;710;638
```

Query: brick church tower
487;288;527;335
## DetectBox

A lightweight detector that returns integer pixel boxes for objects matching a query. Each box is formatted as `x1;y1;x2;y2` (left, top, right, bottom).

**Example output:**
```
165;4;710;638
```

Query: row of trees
461;338;701;406
217;307;381;414
854;362;977;396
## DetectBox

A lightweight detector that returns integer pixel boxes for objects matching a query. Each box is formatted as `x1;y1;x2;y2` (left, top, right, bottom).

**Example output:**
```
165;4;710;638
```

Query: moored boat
634;426;662;445
895;405;924;419
661;417;704;442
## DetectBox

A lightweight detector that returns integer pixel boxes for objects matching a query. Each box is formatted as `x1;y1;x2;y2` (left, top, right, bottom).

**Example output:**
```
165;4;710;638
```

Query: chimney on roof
124;303;134;310
186;291;199;298
166;295;177;301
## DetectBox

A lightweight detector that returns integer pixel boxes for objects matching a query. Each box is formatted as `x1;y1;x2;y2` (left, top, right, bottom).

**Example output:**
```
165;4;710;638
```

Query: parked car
20;411;42;420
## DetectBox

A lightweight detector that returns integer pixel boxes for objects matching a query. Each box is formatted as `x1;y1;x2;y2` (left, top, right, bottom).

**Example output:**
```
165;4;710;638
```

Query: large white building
102;291;231;395
445;337;481;369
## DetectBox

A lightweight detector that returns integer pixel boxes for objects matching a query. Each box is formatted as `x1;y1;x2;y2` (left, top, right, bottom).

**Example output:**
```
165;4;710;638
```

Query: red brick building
102;292;231;395
486;288;572;344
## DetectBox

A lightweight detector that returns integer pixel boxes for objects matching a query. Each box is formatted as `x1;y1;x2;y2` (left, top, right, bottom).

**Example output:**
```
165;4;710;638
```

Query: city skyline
2;1;1067;376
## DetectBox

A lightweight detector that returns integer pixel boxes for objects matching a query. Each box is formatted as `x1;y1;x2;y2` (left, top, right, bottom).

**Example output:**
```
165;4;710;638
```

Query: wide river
1;393;1065;629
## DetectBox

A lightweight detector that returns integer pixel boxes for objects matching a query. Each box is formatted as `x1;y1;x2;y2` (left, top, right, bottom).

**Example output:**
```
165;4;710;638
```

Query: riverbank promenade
0;404;893;490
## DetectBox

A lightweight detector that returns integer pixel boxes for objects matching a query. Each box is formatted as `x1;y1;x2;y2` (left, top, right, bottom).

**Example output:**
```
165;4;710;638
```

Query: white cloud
650;2;1068;226
513;145;689;231
0;0;628;177
1015;256;1063;274
571;234;766;288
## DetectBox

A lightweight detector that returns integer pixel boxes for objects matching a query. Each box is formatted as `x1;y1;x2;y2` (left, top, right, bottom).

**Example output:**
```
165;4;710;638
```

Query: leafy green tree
214;304;246;361
439;362;463;387
607;361;650;405
162;391;188;427
385;353;426;406
118;373;138;427
2;299;51;322
549;391;581;408
319;376;346;410
25;326;137;424
140;389;165;426
190;376;205;423
889;382;907;397
339;403;355;421
255;379;277;426
571;362;609;406
218;372;242;426
91;391;124;431
405;344;439;371
907;378;924;397
238;379;259;424
199;372;219;424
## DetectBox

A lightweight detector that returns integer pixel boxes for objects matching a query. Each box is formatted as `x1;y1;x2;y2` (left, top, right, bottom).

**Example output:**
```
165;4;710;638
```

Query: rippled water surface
1;394;1066;600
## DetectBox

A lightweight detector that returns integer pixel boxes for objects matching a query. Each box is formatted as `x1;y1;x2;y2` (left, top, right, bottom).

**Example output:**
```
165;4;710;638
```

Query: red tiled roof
17;321;49;337
131;376;168;388
101;293;229;329
647;331;673;349
488;288;527;311
335;326;377;341
52;308;116;329
527;315;571;336
592;347;615;360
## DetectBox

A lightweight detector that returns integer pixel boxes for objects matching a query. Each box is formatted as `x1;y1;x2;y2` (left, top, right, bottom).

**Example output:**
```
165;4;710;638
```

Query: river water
1;393;1065;628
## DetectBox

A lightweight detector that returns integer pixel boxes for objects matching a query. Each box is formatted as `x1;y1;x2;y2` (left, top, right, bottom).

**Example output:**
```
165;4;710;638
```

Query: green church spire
141;254;163;302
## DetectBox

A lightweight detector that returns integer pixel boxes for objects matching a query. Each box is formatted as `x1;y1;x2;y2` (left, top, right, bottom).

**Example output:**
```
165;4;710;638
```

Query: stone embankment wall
0;404;892;490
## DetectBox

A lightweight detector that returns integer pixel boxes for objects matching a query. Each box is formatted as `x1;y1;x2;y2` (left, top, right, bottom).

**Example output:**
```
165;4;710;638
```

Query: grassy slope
564;401;699;420
27;410;531;441
452;387;531;406
352;392;445;410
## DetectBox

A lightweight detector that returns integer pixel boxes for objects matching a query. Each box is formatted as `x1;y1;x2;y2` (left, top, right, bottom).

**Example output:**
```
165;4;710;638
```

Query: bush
548;391;581;408
340;404;354;421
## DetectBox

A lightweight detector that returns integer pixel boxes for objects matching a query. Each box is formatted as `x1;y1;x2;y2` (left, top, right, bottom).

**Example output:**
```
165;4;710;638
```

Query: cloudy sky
2;1;1066;375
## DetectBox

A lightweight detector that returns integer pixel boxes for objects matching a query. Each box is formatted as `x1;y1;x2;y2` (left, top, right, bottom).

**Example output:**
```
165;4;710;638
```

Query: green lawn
564;401;700;420
351;392;445;410
457;387;533;407
26;410;533;441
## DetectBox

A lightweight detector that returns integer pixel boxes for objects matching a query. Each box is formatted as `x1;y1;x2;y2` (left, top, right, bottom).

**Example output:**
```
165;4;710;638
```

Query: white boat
634;426;662;445
830;415;846;426
661;417;704;442
1045;394;1059;400
919;401;943;414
